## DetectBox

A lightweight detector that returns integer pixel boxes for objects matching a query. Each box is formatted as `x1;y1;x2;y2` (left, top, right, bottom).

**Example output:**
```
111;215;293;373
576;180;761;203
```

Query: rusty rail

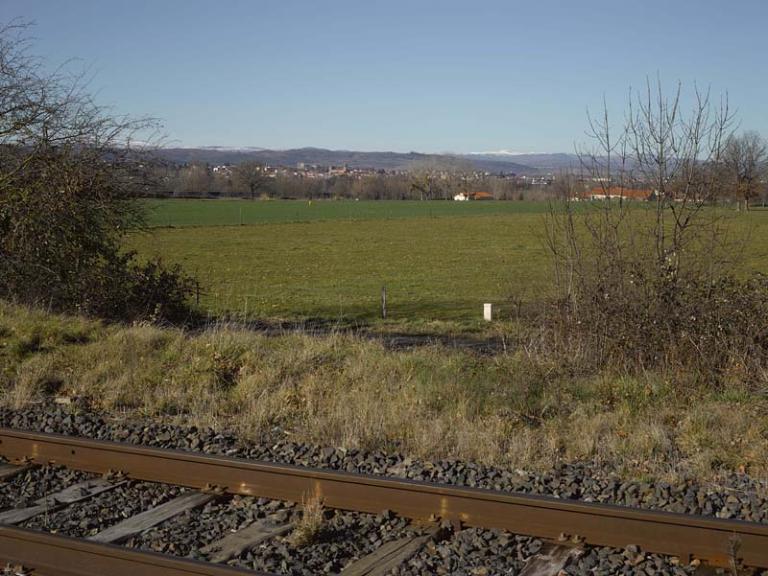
1;428;767;569
0;525;274;576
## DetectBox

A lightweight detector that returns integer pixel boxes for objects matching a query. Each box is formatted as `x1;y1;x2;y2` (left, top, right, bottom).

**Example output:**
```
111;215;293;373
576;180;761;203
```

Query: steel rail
0;428;767;569
0;525;275;576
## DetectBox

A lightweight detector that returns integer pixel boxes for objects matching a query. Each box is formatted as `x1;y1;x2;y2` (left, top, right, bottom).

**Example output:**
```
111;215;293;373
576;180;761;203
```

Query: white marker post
483;303;493;322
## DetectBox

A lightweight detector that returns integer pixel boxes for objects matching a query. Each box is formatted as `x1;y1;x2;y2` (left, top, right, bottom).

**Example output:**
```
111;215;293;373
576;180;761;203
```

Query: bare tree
723;131;767;211
232;160;267;200
556;79;737;292
180;162;213;196
408;157;473;200
407;159;442;200
543;78;752;373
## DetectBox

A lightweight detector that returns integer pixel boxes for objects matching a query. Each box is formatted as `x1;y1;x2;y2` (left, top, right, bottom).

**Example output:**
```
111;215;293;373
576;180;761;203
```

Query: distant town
141;157;766;206
145;155;557;201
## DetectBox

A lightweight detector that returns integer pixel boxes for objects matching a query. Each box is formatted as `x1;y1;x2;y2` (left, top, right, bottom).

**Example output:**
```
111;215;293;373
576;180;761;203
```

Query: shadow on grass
195;298;510;353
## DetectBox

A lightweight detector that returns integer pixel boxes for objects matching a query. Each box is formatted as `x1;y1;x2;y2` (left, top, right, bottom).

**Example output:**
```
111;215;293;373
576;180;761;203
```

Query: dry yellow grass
287;493;325;547
1;302;767;484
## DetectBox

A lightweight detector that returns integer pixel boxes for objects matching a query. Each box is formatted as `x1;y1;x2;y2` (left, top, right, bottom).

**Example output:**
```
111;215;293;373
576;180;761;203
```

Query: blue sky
3;0;766;153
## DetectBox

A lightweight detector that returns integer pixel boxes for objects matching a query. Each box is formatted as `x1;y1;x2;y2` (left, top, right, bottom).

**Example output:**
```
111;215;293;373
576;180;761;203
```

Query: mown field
130;200;768;324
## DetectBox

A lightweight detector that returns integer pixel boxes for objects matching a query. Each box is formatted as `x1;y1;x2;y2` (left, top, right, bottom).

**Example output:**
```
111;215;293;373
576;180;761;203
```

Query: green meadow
130;200;768;324
143;198;551;227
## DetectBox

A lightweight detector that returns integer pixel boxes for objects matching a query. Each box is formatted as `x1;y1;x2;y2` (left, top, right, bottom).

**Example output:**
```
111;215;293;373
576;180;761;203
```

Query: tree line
141;160;554;201
144;140;767;206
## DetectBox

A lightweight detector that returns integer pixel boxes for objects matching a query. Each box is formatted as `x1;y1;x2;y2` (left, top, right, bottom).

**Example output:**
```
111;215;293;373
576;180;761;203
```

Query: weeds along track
0;428;766;575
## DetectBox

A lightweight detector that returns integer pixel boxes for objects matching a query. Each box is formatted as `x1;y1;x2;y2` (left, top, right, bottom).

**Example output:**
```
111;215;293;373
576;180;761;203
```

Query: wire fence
192;280;507;325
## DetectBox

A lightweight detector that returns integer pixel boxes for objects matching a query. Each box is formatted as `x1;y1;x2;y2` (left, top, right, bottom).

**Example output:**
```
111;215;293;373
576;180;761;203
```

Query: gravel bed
0;464;94;509
126;495;295;559
20;479;187;537
232;508;430;576
393;528;535;575
565;547;696;576
2;404;768;527
394;527;699;576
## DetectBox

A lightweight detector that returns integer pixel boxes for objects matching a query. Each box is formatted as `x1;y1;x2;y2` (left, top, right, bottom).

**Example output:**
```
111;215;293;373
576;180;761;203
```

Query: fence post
381;285;387;319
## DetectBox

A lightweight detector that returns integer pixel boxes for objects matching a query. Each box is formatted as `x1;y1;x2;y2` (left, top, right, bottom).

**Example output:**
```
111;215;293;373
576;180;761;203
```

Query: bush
0;23;197;323
549;270;768;381
80;254;197;323
0;145;197;323
541;80;768;385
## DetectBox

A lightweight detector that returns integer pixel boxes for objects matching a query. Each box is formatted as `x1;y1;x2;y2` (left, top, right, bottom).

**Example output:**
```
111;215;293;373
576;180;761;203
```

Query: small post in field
381;285;387;319
239;207;243;226
483;303;493;322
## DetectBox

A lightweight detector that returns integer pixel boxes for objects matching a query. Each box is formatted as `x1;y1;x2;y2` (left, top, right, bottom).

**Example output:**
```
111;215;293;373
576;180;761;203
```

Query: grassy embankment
1;300;766;484
4;200;768;484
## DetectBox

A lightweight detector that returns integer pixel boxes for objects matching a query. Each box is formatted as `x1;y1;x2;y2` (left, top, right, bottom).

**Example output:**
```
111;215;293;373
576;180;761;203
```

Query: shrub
0;23;196;323
549;270;768;381
542;80;768;384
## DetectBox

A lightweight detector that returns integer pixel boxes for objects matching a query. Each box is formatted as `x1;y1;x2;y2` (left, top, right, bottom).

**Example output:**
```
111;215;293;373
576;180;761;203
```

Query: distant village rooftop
453;191;494;201
579;186;654;201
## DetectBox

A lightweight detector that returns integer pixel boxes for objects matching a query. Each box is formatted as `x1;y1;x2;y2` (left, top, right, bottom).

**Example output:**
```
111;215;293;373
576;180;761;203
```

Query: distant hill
463;152;581;173
154;146;551;175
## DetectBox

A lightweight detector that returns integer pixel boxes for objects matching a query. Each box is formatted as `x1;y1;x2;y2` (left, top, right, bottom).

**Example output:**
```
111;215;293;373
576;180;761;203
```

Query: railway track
0;427;766;575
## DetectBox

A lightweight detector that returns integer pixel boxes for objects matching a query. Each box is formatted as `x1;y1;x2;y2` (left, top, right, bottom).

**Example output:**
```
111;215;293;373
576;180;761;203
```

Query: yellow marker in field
308;200;312;206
